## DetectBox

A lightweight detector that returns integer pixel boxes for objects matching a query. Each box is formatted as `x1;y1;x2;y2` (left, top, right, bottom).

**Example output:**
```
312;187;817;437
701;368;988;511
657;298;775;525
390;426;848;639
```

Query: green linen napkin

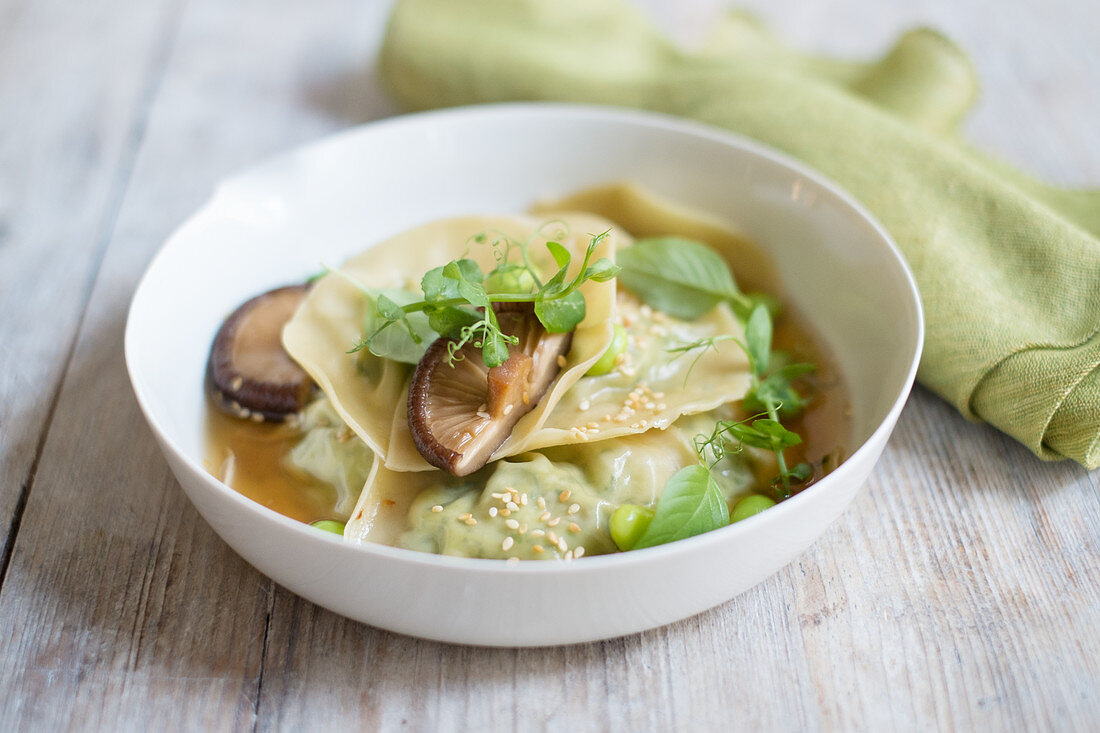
378;0;1100;469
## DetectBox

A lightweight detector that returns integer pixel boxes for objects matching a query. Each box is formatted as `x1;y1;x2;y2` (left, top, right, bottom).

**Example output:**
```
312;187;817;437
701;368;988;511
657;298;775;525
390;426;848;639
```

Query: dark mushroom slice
408;303;573;476
207;284;313;422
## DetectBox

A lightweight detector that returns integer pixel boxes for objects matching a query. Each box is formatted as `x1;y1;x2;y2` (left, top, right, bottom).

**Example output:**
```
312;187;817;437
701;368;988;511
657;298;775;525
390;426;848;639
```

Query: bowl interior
127;104;921;541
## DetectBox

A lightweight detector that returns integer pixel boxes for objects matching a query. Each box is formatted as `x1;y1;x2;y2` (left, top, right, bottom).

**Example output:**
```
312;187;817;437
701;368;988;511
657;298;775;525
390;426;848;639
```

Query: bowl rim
124;101;924;575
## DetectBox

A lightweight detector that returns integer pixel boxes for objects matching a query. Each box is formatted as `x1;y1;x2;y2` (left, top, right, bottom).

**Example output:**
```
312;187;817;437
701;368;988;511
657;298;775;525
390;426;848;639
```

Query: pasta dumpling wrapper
283;213;619;465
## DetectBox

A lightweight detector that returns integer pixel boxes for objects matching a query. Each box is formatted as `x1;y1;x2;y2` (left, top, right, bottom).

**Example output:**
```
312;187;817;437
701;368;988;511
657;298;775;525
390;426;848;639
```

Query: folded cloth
378;0;1100;469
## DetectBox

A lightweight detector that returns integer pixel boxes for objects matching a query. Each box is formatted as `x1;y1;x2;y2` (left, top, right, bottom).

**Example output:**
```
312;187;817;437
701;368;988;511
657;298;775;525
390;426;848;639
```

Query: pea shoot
347;227;618;368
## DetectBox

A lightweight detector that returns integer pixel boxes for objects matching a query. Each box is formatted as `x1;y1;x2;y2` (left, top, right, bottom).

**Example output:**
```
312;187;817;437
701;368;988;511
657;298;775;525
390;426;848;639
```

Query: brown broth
771;308;850;493
203;309;848;524
203;401;339;524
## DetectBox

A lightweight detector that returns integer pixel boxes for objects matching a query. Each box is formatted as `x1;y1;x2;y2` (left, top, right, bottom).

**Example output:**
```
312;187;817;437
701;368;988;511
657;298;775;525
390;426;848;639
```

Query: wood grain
0;0;184;578
0;0;1096;730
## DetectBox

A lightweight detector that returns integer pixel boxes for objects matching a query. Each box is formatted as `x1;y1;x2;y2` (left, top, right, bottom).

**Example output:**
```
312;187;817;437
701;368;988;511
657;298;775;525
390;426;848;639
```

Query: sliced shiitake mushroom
408;303;572;476
207;284;313;422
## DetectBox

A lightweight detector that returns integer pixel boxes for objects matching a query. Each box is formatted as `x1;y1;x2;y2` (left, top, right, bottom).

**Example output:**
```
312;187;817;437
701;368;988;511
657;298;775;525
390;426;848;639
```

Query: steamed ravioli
504;292;751;453
283;214;618;466
348;415;761;556
533;182;780;294
381;214;621;471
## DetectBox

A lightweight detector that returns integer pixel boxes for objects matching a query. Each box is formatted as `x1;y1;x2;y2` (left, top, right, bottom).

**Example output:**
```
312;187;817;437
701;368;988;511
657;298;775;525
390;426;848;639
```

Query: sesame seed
520;493;528;506
539;511;551;522
431;505;443;513
657;403;667;411
547;517;561;527
491;492;505;499
476;410;490;419
547;531;560;545
568;523;581;533
506;501;519;512
533;544;545;554
556;538;569;553
489;507;498;517
588;428;600;434
505;518;520;530
537;496;547;510
464;518;477;526
640;419;649;428
518;524;528;534
230;376;244;391
645;402;656;410
503;403;514;416
567;503;581;515
574;546;586;558
250;412;264;423
579;399;591;411
457;513;472;521
558;490;571;502
564;550;574;561
530;529;545;538
506;557;520;565
500;508;511;517
502;537;514;551
557;355;567;367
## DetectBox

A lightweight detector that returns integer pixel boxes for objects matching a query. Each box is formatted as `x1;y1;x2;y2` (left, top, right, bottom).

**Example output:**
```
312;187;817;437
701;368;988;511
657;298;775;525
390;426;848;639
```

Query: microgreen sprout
344;226;619;368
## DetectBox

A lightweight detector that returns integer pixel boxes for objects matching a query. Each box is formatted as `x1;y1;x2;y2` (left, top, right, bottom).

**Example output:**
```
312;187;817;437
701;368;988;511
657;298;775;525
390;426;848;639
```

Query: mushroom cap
408;303;572;476
207;284;313;421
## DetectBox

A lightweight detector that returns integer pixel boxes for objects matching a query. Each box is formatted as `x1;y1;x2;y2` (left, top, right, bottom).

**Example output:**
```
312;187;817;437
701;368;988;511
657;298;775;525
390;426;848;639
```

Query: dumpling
283;213;620;465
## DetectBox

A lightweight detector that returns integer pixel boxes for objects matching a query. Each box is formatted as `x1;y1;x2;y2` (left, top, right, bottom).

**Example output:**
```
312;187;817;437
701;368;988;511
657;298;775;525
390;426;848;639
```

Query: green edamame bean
586;324;628;376
310;519;346;535
610;504;655;551
731;494;776;523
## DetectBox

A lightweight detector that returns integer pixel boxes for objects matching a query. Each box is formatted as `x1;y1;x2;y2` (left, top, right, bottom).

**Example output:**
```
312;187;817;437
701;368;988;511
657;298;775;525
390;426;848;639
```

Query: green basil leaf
633;465;730;549
535;290;586;333
617;237;742;319
744;305;772;376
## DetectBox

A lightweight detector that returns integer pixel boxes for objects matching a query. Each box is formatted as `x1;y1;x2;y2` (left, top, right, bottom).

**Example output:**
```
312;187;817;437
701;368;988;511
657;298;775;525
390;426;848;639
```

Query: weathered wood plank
251;1;1100;731
0;0;184;578
0;0;1097;730
0;0;396;728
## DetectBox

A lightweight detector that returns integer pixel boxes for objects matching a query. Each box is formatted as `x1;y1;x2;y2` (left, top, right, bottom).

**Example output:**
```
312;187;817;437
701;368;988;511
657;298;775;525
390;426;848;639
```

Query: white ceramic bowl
125;104;922;647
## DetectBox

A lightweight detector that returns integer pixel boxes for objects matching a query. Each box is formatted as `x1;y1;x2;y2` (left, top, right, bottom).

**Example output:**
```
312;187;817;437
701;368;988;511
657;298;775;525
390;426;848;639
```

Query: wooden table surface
1;0;1097;729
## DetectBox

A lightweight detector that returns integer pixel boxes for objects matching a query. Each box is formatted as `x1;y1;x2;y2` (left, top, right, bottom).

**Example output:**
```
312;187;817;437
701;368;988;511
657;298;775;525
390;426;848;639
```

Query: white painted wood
0;0;1096;730
0;0;184;570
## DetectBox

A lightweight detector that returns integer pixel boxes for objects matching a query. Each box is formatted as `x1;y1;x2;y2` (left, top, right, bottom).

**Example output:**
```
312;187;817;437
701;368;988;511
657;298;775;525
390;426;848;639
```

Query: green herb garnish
630;465;730;549
612;236;818;551
346;228;618;368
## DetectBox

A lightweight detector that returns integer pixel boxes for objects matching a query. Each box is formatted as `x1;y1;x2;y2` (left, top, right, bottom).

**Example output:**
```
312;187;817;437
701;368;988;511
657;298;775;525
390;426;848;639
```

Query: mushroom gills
408;304;572;476
207;284;313;421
